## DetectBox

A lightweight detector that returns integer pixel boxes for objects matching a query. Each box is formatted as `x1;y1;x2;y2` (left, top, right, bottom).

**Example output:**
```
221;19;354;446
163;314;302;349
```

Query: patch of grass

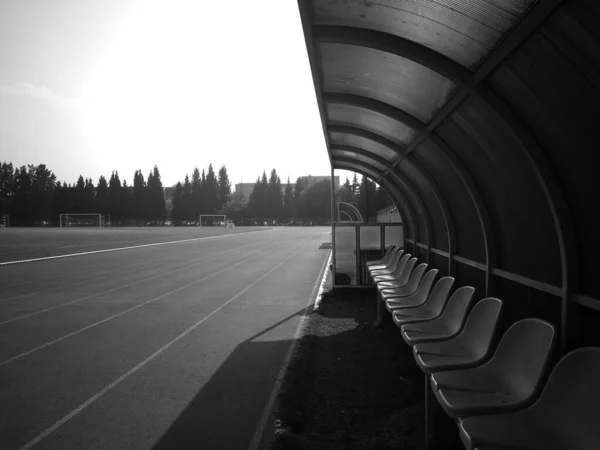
271;288;428;450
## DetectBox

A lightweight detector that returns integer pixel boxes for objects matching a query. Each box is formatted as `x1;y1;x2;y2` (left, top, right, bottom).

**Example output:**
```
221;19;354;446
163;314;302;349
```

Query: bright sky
0;0;354;187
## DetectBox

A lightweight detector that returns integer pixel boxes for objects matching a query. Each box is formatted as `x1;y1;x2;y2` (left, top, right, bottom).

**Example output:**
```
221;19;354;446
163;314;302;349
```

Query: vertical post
331;167;337;287
424;374;436;447
355;223;361;285
363;175;369;222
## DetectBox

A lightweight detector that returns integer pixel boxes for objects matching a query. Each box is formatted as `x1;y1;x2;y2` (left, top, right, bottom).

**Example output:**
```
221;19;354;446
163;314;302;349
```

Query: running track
0;227;331;449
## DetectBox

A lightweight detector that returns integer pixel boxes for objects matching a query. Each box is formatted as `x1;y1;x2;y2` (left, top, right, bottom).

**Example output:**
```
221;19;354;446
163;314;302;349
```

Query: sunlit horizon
0;0;358;188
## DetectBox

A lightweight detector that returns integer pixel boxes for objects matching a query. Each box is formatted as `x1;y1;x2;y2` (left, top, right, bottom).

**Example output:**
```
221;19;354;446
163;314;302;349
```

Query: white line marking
0;248;274;368
248;248;332;450
0;228;270;267
19;244;301;450
0;258;214;326
0;231;270;304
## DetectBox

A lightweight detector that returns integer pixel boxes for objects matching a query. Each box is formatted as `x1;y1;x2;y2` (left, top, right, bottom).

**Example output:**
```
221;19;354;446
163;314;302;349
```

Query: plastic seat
369;251;407;276
391;277;455;326
366;245;398;269
383;268;438;308
378;262;427;298
433;318;556;420
459;347;600;450
400;286;475;345
372;256;415;283
413;298;503;374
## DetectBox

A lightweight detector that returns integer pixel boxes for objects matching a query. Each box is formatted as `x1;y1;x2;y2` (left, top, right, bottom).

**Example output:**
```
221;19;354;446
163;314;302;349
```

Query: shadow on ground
270;288;434;450
152;288;462;450
152;309;309;450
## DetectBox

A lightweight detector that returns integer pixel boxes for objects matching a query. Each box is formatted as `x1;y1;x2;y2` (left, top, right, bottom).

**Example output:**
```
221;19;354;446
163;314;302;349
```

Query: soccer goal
60;213;105;228
198;215;229;227
0;214;9;228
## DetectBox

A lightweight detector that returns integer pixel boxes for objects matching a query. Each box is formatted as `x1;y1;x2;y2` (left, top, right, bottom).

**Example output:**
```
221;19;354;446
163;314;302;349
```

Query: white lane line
0;228;270;267
0;259;214;326
0;236;272;324
0;232;266;290
248;248;332;450
18;244;302;450
0;232;269;304
0;247;275;368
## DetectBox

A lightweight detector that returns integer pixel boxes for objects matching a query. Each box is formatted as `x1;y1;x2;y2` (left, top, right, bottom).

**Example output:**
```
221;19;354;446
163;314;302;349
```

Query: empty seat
433;318;556;420
383;268;438;308
369;251;407;277
366;245;398;269
459;347;600;450
400;286;475;345
413;298;503;374
372;256;416;283
377;262;428;297
390;277;455;326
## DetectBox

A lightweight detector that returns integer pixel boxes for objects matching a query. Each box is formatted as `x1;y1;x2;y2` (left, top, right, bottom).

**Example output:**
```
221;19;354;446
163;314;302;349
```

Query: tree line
224;169;393;224
0;160;392;226
0;161;169;225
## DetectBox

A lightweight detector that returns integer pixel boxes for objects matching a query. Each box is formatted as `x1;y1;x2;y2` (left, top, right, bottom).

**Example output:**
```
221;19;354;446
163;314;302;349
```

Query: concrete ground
0;227;331;450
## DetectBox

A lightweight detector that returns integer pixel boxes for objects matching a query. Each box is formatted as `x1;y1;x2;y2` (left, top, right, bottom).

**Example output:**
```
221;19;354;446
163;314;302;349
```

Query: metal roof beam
324;95;496;294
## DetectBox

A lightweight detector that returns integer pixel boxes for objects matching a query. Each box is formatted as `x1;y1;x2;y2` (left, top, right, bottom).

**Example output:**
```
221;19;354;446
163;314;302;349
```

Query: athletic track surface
0;227;331;449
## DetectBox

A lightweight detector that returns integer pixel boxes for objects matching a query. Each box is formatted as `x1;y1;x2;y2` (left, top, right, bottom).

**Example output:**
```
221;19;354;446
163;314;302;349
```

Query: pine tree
149;165;166;221
182;174;192;222
204;164;220;213
108;171;122;219
191;167;202;217
172;182;183;223
132;170;147;220
96;175;108;214
351;173;360;207
217;165;231;208
283;176;294;220
267;169;283;220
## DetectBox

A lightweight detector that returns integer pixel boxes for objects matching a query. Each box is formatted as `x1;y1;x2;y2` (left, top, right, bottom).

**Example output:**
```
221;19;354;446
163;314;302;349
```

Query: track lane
0;228;330;450
0;234;276;321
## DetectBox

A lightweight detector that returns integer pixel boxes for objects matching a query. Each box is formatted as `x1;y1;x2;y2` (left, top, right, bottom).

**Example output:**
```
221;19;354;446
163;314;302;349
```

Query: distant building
234;175;339;201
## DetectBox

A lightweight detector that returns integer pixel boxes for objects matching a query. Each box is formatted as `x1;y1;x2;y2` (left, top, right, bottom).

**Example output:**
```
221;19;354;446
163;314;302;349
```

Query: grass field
0;226;331;449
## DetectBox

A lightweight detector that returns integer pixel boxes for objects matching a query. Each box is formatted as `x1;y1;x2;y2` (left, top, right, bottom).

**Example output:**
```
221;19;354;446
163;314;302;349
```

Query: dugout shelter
297;0;600;354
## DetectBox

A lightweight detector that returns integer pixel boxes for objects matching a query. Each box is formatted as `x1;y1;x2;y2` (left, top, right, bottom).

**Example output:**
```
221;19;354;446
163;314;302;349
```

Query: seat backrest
402;262;428;293
430;286;476;334
385;251;406;272
382;253;410;278
422;276;455;315
405;269;438;304
534;347;600;446
456;298;502;360
487;318;556;398
378;245;399;265
395;257;418;283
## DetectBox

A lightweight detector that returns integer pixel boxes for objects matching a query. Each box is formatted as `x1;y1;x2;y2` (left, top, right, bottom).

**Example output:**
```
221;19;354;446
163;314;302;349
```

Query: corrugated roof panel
320;43;457;122
329;132;399;162
311;0;535;70
332;152;388;173
412;141;485;262
326;103;416;147
443;98;561;286
487;1;600;297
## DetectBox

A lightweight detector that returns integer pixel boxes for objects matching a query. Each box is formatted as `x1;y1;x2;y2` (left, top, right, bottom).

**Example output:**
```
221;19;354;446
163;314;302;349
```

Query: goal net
0;214;9;228
198;215;232;227
60;213;105;228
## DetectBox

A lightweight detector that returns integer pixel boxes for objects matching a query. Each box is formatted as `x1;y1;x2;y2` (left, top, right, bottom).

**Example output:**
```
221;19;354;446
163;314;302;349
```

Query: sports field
0;226;331;449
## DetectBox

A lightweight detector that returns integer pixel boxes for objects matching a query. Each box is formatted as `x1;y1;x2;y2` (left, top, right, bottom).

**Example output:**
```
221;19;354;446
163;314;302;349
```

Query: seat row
366;245;600;450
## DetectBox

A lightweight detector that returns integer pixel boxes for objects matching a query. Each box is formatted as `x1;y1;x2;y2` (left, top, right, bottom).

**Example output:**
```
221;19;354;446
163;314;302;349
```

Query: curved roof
298;0;600;348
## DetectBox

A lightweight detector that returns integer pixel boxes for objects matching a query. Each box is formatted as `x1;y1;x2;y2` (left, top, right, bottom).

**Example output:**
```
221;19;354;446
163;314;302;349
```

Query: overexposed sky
0;0;354;187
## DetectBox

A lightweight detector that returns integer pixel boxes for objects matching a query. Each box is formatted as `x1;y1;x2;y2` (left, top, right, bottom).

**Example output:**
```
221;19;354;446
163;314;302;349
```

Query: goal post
60;213;105;228
198;215;233;228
